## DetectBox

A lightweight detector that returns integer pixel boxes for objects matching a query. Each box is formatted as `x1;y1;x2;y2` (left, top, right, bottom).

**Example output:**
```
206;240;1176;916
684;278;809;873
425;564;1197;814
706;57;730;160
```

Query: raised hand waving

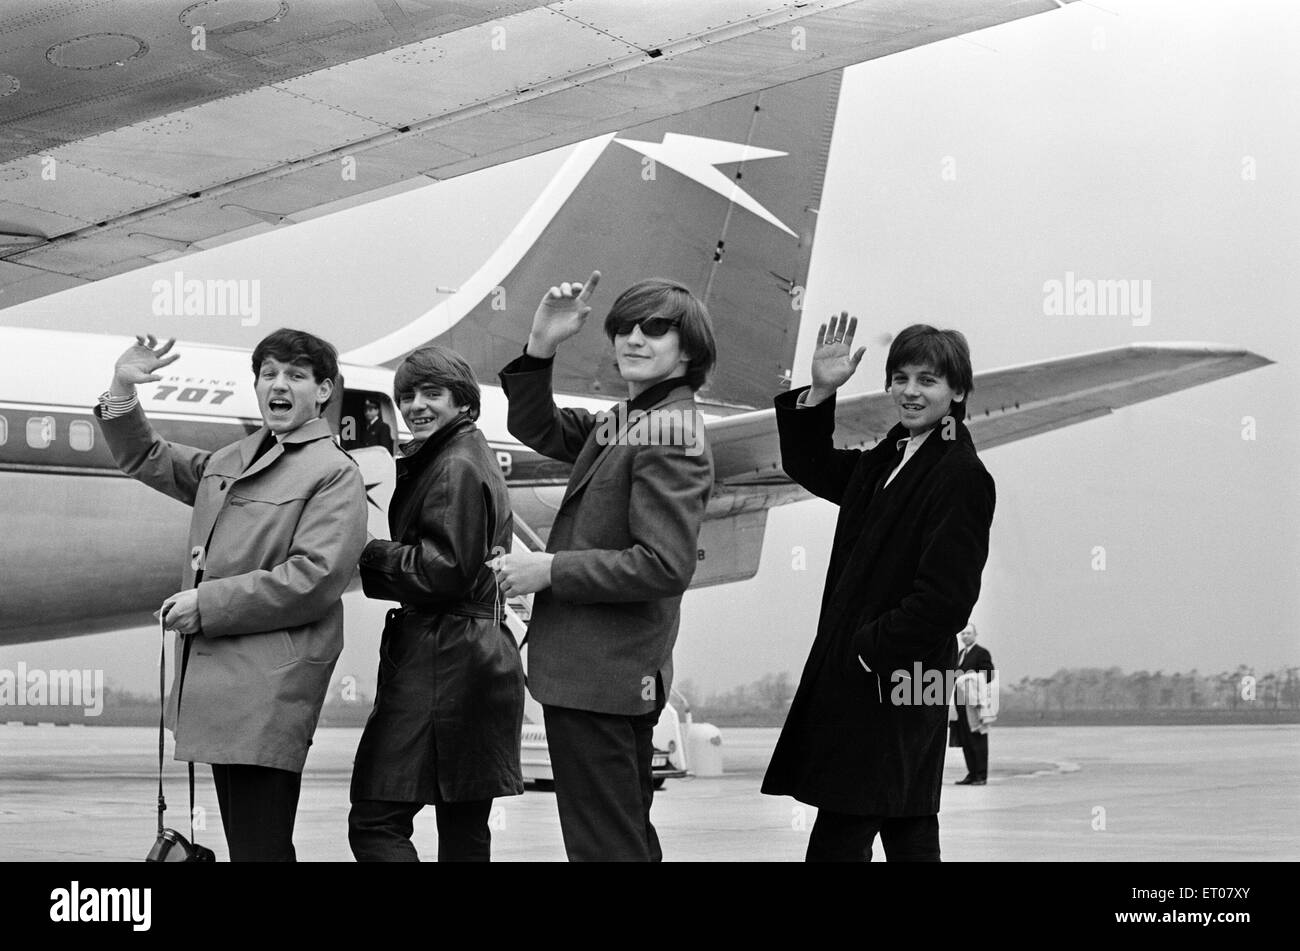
112;335;181;393
527;271;601;358
808;311;865;404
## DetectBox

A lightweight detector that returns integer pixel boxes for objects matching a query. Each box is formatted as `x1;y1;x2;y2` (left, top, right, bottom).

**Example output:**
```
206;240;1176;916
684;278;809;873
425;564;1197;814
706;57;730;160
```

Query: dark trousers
542;704;662;862
953;705;989;779
806;810;940;862
348;798;493;862
209;763;302;862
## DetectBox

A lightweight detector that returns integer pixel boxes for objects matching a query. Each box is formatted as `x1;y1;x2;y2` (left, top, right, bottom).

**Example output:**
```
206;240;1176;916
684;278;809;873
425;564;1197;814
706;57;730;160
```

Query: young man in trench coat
94;331;368;861
761;315;996;862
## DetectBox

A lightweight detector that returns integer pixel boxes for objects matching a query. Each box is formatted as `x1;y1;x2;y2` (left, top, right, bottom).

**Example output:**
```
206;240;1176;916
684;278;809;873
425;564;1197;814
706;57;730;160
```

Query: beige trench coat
95;403;367;772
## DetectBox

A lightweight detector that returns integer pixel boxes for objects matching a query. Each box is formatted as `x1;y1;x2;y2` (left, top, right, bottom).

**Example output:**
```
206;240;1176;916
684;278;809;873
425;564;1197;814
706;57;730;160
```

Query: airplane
0;2;1275;781
0;61;1273;645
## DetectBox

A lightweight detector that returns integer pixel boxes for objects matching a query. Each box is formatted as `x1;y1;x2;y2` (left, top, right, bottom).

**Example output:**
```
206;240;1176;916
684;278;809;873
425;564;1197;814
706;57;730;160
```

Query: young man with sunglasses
493;271;716;861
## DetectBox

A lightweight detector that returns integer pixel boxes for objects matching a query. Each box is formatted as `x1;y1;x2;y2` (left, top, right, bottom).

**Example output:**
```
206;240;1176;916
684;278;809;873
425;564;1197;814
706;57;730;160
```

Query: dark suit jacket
952;642;995;715
361;418;393;455
950;642;995;745
498;359;713;716
762;387;996;816
957;644;994;679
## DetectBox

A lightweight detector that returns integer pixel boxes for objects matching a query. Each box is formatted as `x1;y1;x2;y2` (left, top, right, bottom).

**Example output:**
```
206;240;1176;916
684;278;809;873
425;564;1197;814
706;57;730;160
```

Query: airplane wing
706;344;1275;486
0;0;1079;310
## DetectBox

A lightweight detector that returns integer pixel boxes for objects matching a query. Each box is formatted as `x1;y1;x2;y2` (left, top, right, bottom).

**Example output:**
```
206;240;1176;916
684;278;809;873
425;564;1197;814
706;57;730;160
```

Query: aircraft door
327;382;397;544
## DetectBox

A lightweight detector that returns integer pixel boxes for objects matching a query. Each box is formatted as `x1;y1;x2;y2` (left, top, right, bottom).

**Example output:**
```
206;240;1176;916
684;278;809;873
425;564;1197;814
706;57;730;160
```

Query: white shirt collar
896;428;935;453
884;427;935;488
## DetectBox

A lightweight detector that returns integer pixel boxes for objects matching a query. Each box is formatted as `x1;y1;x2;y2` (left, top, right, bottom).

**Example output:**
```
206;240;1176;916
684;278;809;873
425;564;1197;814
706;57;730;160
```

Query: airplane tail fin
346;71;843;410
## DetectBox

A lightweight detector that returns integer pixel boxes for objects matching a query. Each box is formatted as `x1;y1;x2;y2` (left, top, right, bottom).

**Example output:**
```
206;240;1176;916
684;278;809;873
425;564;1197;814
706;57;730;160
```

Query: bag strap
172;506;222;846
156;616;167;835
177;628;198;844
157;611;202;845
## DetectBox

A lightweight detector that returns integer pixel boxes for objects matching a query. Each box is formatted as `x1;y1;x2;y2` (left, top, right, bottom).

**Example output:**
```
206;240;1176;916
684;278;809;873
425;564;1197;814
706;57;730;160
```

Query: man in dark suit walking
950;622;996;785
762;315;996;862
492;271;716;861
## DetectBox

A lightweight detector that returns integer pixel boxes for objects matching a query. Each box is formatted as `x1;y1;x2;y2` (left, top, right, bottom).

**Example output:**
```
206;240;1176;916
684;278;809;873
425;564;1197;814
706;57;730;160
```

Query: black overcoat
351;417;525;804
761;387;996;816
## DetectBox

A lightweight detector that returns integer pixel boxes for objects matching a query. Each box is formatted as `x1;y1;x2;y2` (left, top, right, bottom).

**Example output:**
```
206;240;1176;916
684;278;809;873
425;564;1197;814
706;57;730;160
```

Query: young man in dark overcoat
761;315;996;862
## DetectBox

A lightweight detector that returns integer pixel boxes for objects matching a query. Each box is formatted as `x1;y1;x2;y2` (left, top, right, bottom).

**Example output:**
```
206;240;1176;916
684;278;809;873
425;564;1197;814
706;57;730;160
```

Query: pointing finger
577;270;601;302
815;323;826;348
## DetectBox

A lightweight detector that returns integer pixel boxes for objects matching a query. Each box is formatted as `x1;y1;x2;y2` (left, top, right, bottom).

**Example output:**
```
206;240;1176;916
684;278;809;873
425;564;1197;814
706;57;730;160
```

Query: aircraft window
27;416;55;449
0;415;6;446
69;420;95;452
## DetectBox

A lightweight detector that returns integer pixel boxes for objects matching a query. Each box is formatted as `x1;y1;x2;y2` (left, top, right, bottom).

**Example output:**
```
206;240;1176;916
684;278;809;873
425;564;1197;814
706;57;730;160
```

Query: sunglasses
610;315;681;338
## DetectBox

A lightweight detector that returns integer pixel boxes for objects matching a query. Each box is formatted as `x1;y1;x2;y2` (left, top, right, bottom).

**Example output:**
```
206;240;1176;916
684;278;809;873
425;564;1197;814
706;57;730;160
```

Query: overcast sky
4;0;1296;696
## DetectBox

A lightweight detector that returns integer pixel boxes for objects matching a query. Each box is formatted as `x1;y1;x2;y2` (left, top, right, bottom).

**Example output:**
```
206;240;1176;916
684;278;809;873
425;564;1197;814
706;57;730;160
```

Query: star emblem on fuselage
364;478;384;511
612;133;796;237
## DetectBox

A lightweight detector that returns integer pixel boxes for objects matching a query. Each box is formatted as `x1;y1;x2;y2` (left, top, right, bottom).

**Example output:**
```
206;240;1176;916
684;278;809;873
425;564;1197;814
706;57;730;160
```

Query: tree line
676;664;1300;723
1001;665;1299;712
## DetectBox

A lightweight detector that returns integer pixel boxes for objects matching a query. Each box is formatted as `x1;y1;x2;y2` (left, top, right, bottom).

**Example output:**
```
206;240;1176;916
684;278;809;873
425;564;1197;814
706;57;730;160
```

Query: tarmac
1;723;1296;861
